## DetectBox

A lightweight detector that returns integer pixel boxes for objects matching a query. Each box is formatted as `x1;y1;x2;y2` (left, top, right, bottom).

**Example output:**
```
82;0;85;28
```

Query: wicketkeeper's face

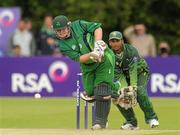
109;39;123;53
56;27;70;39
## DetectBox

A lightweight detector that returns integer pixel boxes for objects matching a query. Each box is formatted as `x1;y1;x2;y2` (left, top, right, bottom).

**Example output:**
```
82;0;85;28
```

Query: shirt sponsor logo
79;43;82;49
72;45;76;50
109;69;111;74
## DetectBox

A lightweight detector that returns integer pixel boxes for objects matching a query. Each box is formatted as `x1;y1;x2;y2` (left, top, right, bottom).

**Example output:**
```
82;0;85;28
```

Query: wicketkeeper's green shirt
114;44;149;90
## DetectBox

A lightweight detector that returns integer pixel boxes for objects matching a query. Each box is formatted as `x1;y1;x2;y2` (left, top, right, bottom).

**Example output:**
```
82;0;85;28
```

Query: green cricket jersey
57;20;114;65
57;20;99;62
57;20;115;95
114;43;149;87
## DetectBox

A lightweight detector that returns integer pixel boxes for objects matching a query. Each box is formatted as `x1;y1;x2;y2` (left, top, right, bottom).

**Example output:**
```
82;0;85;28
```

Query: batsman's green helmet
109;31;123;40
52;15;71;30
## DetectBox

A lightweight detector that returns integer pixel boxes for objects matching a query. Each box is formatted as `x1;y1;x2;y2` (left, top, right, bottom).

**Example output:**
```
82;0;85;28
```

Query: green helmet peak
52;15;71;30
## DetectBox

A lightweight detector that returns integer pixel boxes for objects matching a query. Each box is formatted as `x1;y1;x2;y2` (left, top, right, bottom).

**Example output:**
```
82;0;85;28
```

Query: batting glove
89;51;102;62
91;40;106;62
94;40;107;52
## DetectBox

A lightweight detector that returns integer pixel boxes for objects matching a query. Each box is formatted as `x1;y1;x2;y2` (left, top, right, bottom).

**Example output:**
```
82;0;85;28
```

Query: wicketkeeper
108;31;159;130
52;15;115;129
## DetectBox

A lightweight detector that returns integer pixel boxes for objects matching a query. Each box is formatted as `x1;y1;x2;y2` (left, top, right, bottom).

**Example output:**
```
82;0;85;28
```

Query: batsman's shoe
149;119;159;128
92;124;103;130
80;92;95;103
121;123;139;130
91;124;106;130
92;122;108;130
105;122;108;128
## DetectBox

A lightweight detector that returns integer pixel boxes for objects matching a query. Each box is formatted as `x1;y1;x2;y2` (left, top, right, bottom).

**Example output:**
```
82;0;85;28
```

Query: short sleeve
59;44;80;62
79;20;102;33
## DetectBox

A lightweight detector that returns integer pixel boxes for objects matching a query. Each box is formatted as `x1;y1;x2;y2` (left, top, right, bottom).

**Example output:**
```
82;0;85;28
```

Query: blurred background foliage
0;0;179;54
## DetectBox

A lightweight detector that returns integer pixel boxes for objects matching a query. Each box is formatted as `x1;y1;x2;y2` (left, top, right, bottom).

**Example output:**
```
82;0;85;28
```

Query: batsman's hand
90;40;106;62
89;51;101;62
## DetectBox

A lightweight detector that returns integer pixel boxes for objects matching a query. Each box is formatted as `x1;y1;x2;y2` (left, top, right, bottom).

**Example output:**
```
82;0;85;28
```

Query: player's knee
94;83;112;101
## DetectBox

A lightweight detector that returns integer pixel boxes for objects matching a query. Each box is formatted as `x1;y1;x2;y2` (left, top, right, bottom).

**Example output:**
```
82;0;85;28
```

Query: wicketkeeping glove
117;86;137;110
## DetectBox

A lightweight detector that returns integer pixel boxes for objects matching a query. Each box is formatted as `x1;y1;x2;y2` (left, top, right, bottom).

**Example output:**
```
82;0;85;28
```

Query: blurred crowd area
0;15;172;58
4;15;64;57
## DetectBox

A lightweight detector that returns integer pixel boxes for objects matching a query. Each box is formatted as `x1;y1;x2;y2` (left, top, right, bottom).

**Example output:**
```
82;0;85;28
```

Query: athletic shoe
149;119;159;128
92;124;103;130
92;122;108;130
105;122;108;128
121;123;139;130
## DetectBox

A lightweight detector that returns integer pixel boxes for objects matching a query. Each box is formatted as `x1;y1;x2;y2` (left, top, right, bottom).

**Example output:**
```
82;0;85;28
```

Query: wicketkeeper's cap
109;31;123;40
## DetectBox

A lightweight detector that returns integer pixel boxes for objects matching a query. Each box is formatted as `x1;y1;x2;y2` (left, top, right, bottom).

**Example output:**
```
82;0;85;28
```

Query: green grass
1;129;180;135
0;97;180;131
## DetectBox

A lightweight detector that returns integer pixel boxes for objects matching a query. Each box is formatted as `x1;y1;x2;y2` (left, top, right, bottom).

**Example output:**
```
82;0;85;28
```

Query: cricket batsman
52;15;115;129
108;31;159;130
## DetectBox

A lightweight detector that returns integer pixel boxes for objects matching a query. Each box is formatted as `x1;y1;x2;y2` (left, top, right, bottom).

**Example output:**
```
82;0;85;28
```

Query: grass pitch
1;129;180;135
0;97;180;135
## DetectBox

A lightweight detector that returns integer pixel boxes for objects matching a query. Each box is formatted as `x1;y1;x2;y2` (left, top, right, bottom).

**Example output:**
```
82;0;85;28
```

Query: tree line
1;0;179;54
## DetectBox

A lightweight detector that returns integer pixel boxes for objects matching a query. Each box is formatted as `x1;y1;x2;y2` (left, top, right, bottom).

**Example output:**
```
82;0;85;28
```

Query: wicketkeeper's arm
129;62;138;86
119;73;129;88
128;51;139;86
